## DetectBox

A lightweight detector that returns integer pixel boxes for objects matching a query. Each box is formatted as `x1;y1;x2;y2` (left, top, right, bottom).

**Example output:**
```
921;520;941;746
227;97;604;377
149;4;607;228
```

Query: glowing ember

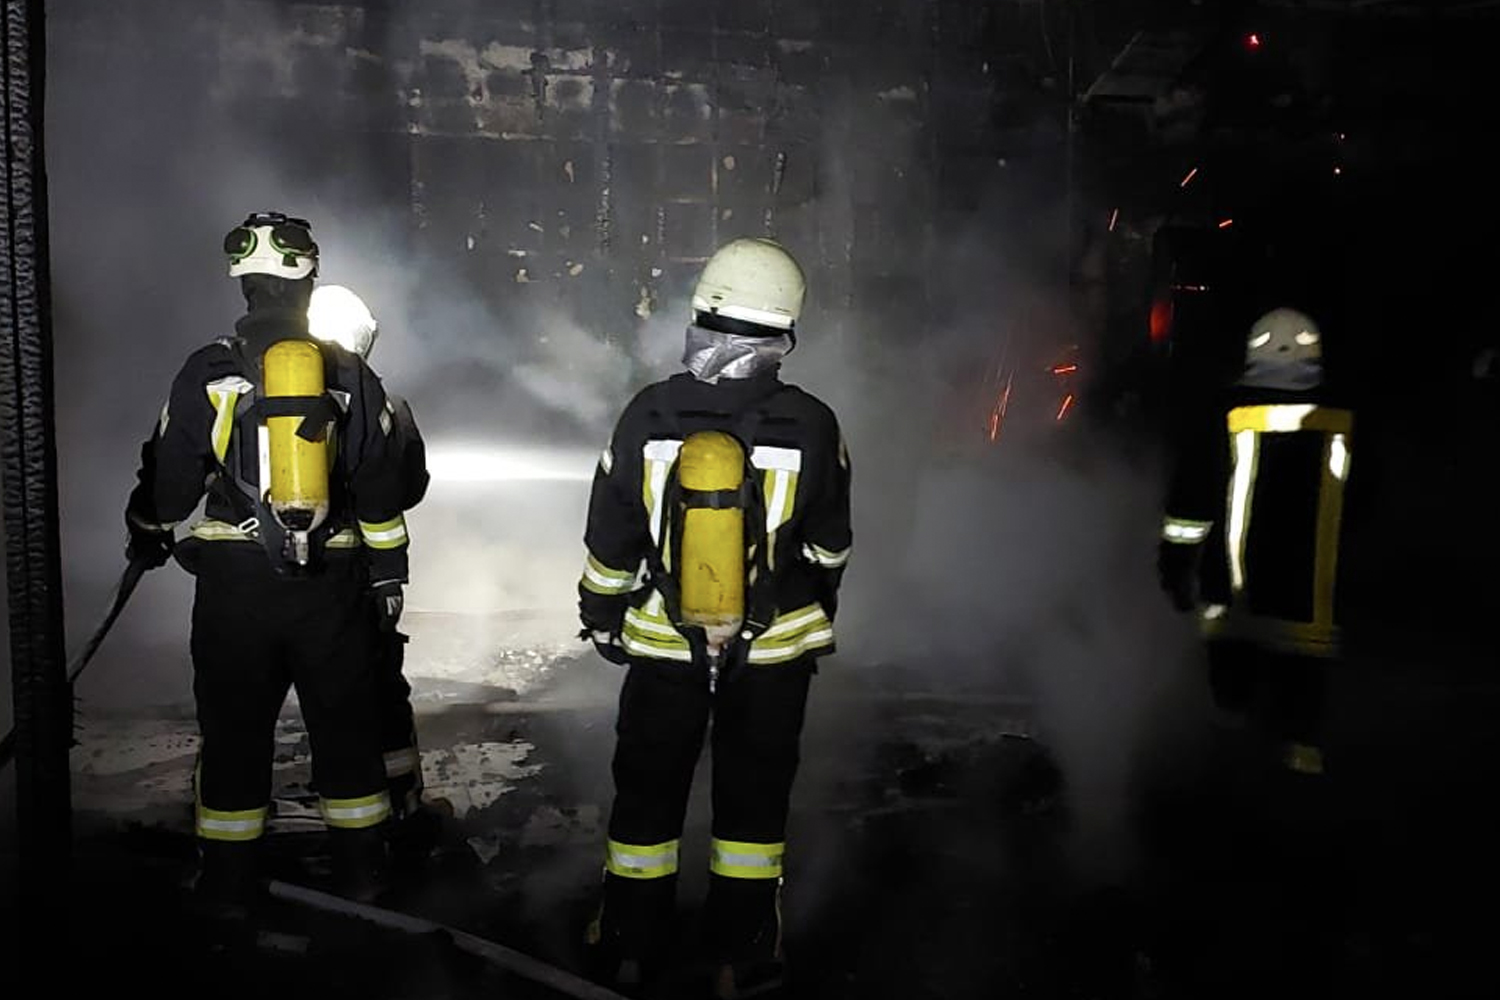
987;374;1014;443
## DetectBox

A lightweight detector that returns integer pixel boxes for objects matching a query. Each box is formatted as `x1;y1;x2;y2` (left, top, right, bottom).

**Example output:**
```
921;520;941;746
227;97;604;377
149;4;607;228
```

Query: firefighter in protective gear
1158;304;1353;778
308;283;438;858
578;238;852;997
125;212;414;914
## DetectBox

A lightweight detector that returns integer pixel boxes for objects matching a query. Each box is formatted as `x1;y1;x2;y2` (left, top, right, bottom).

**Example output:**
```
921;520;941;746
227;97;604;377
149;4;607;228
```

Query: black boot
328;825;390;904
190;838;263;923
706;876;786;999
588;873;678;992
388;802;444;868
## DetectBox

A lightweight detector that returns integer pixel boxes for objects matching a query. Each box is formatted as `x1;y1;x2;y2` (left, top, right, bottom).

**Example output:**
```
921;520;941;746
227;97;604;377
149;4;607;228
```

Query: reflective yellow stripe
1314;432;1349;630
581;553;637;595
204;376;253;463
801;542;851;568
710;838;784;880
1328;432;1350;482
359;514;408;550
1161;516;1213;544
622;599;834;664
753;448;801;573
761;468;798;533
759;604;825;638
196;804;269;842
1226;429;1260;593
621;592;690;661
1227;404;1353;434
383;746;421;779
642;440;682;546
189;519;258;541
189;519;360;547
320;791;392;829
1283;742;1325;775
746;604;835;663
208;391;238;462
606;838;679;879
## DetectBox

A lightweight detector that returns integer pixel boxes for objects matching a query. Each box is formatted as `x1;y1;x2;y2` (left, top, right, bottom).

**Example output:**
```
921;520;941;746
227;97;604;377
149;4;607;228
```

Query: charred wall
44;0;1086;378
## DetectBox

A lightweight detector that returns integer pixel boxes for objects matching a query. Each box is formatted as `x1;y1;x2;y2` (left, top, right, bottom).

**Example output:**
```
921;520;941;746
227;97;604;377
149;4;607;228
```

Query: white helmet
224;212;319;280
1246;307;1322;363
1240;306;1325;391
691;238;806;331
307;284;379;358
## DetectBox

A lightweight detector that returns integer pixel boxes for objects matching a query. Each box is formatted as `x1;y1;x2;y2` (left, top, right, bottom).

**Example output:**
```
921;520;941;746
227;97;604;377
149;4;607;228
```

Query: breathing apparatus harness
216;335;345;575
642;384;785;690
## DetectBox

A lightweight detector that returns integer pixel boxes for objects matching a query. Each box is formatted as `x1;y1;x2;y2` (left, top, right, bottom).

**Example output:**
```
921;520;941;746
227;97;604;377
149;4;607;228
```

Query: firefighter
124;212;413;916
578;238;852;998
1158;303;1353;779
308;283;441;861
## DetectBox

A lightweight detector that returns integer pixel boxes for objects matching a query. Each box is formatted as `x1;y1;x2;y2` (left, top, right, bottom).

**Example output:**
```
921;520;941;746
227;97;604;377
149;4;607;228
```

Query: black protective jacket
387;392;430;512
1162;384;1357;656
126;307;413;583
579;370;852;666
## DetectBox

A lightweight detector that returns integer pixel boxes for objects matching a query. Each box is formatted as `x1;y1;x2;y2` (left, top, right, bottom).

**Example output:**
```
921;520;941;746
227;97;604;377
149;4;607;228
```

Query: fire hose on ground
267;879;633;1000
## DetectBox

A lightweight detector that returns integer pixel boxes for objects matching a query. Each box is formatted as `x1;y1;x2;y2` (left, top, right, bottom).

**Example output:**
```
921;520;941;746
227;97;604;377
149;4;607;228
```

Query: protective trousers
597;656;813;966
1207;639;1329;772
373;622;424;818
189;547;391;899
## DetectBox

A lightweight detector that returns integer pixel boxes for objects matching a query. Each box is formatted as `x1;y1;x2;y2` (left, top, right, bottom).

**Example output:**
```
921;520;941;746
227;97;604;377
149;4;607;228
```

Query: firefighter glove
578;626;630;666
125;520;175;570
373;580;405;631
578;589;626;635
1156;539;1200;613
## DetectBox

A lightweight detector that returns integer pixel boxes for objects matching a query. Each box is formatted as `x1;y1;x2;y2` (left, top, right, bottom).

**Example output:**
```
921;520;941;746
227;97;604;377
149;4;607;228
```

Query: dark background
5;1;1500;996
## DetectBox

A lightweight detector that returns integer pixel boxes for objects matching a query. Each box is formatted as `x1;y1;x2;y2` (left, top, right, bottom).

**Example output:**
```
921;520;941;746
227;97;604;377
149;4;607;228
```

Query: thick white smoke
28;0;1210;913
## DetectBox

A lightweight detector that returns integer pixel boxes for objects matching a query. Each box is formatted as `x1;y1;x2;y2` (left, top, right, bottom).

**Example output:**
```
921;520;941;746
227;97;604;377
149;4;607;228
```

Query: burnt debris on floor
8;643;1500;999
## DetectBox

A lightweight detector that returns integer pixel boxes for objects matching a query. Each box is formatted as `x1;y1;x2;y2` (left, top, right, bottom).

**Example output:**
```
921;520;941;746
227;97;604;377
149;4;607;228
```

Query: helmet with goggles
224;211;319;280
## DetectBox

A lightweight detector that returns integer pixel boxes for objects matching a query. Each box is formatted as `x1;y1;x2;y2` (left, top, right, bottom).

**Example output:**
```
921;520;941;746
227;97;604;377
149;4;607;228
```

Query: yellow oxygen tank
678;431;747;650
263;340;331;551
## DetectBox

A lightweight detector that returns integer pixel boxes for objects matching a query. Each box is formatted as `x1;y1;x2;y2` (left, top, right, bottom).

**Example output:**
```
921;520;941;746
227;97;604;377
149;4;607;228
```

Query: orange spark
1217;218;1234;229
1051;364;1078;375
1108;208;1119;232
1057;393;1075;421
988;374;1014;442
1180;167;1198;188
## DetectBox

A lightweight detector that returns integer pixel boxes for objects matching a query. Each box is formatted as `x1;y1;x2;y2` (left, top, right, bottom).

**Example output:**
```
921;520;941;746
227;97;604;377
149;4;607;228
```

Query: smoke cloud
13;3;1211;930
